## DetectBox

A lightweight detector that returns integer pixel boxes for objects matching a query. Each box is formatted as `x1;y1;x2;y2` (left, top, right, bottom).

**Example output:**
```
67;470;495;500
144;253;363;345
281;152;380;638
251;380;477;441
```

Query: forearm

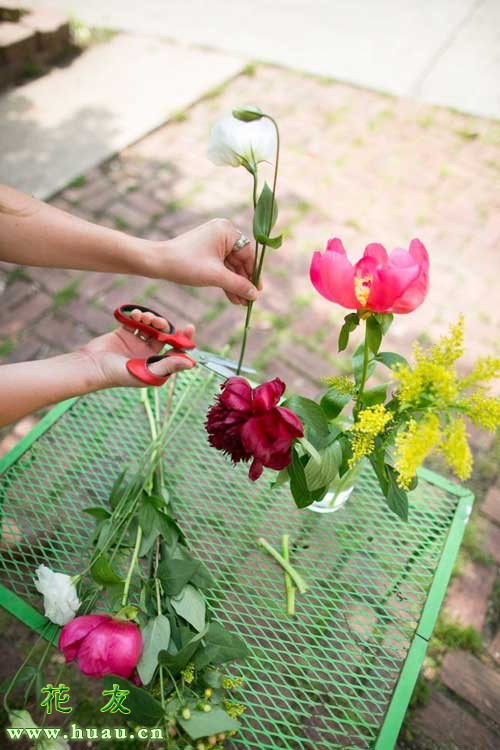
0;352;105;428
0;184;155;275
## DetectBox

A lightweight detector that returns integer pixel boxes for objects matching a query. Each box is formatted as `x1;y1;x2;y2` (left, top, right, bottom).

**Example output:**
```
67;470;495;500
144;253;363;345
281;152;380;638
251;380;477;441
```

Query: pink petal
363;243;388;265
365;251;420;312
59;615;108;662
391;239;429;313
220;377;252;411
252;378;285;412
76;620;142;679
310;240;358;308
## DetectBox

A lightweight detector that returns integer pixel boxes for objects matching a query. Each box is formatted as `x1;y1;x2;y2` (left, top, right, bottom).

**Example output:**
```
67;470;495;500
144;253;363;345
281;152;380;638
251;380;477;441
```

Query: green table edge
373;488;474;749
0;397;474;748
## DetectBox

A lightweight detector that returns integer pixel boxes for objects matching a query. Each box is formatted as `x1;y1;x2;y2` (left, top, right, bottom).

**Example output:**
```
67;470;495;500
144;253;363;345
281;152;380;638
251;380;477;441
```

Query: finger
151;314;169;331
141;311;155;326
224;289;244;305
218;267;258;302
148;354;196;378
229;242;255;280
179;323;196;339
131;308;143;321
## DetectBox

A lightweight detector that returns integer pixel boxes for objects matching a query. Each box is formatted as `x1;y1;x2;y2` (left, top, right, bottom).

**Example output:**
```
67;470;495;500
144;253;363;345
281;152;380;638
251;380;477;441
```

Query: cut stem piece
281;534;296;615
256;537;308;595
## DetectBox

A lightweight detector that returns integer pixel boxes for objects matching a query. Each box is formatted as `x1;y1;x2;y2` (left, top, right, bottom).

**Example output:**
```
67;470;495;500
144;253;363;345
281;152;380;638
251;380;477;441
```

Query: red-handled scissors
114;304;255;386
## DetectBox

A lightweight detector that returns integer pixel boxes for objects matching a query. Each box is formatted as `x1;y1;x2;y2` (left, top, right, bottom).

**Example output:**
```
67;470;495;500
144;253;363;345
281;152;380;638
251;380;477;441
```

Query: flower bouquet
5;106;500;749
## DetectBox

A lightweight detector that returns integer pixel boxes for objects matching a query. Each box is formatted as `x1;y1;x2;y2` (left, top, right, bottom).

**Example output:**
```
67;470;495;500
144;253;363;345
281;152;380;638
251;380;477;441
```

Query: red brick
440;650;500;725
27;267;80;294
197;305;242;350
0;279;35;307
484;519;500;565
156;209;199;236
0;290;52;337
32;314;91;350
151;283;210;324
63;298;113;335
125;190;164;219
108;200;147;230
413;690;500;750
77;273;115;300
444;560;497;632
99;276;156;312
482;485;500;525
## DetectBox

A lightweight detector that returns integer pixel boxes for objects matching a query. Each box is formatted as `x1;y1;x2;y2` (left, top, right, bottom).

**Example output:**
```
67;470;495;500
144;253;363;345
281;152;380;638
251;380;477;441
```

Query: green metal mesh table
0;368;474;750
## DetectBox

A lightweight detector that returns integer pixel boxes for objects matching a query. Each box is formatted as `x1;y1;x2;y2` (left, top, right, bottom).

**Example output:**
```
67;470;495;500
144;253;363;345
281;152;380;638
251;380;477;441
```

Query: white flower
34;565;80;626
207;113;277;169
9;710;70;749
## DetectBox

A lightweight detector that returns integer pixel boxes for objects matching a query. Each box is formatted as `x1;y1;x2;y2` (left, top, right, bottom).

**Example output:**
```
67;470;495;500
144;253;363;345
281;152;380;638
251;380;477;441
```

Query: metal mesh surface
0;368;465;749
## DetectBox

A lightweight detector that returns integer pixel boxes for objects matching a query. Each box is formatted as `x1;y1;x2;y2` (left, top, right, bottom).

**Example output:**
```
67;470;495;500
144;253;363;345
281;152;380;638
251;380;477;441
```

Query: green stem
354;319;371;418
121;525;143;607
236;118;280;376
257;537;307;594
281;534;296;615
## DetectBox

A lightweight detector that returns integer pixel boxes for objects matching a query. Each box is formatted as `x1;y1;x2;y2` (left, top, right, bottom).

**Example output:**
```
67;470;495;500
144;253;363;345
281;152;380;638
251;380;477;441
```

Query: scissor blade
190;348;256;375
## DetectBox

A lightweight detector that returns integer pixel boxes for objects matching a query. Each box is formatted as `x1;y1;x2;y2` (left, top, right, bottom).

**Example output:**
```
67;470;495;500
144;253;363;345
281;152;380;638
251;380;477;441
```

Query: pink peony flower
59;614;142;680
205;377;303;480
310;237;429;313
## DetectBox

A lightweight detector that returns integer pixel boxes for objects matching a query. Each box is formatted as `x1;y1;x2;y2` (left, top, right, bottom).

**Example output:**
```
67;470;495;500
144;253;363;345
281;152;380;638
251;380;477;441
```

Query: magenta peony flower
206;377;303;480
310;237;429;313
59;614;142;679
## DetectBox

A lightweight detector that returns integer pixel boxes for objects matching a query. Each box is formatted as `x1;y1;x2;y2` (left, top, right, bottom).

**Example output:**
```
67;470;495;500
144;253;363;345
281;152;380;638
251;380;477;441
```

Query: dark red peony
205;377;303;480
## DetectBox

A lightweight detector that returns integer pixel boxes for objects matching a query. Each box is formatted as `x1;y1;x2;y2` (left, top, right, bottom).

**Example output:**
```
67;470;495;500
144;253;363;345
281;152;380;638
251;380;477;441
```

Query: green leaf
138;494;158;535
83;506;110;520
253;182;278;238
171;585;206;632
255;233;283;249
108;471;127;510
90;554;123;585
282;395;329;446
190;560;216;591
361;384;388;407
288;448;313;508
103;676;164;725
178;707;240;740
320;388;351;419
137;615;171;685
366;316;382;354
157;513;187;546
338;312;360;352
374;313;394;334
158;627;207;675
158;557;200;596
193;622;248;669
304;441;342;491
384;467;409;522
376;351;409;370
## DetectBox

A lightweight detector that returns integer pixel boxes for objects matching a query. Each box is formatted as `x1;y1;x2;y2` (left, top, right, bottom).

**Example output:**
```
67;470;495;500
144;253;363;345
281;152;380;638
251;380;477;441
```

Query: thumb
149;354;195;378
219;267;258;301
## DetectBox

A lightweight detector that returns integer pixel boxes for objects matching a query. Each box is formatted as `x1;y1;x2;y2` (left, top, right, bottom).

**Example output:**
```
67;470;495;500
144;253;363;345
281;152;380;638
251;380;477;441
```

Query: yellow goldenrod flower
323;376;355;395
459;356;500;389
441;418;472;480
459;392;500;432
349;404;392;465
223;700;246;718
427;316;465;366
181;663;195;684
394;414;441;490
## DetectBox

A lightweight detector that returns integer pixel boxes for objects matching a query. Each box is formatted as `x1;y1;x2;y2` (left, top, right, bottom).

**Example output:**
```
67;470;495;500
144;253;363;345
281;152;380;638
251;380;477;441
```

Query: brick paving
1;64;500;749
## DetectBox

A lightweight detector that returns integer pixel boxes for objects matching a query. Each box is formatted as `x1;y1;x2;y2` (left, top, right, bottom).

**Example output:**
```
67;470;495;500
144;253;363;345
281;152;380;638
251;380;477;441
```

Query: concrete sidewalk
26;0;500;120
0;33;244;198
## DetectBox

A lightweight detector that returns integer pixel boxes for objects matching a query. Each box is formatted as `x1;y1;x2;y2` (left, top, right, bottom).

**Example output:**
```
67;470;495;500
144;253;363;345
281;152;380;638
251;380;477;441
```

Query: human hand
148;218;262;305
80;308;195;388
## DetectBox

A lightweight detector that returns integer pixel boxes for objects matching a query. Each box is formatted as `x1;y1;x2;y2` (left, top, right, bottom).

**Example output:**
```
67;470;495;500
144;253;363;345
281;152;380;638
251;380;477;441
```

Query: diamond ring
232;233;251;252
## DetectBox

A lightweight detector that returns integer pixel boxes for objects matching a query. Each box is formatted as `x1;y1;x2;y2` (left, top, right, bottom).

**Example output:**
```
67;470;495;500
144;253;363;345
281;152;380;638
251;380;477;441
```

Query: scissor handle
114;304;195;350
127;352;195;386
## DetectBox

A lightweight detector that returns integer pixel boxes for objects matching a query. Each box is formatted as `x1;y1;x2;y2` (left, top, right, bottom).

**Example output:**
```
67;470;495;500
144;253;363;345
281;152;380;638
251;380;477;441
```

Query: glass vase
307;459;365;514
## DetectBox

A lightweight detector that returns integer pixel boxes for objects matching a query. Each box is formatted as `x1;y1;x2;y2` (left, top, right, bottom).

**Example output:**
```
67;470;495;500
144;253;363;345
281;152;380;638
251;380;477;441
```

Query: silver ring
133;328;152;343
232;233;250;252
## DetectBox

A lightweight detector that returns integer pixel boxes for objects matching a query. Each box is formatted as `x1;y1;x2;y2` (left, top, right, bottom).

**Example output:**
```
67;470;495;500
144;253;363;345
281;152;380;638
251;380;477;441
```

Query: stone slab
0;32;245;198
414;689;500;750
440;650;500;725
482;485;500;525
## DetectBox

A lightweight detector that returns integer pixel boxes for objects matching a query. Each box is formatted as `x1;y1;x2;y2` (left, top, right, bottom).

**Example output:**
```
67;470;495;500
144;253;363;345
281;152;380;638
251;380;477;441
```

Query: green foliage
253;182;278;239
68;174;86;188
338;312;359;352
408;673;431;709
51;278;80;310
432;616;483;656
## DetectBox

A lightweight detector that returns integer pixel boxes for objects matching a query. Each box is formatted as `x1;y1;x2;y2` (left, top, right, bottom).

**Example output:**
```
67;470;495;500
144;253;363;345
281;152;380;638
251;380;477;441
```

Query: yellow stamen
354;274;372;307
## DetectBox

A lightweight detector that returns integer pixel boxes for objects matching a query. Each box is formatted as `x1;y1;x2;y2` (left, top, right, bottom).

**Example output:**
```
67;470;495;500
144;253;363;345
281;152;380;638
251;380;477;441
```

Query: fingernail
246;288;258;301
